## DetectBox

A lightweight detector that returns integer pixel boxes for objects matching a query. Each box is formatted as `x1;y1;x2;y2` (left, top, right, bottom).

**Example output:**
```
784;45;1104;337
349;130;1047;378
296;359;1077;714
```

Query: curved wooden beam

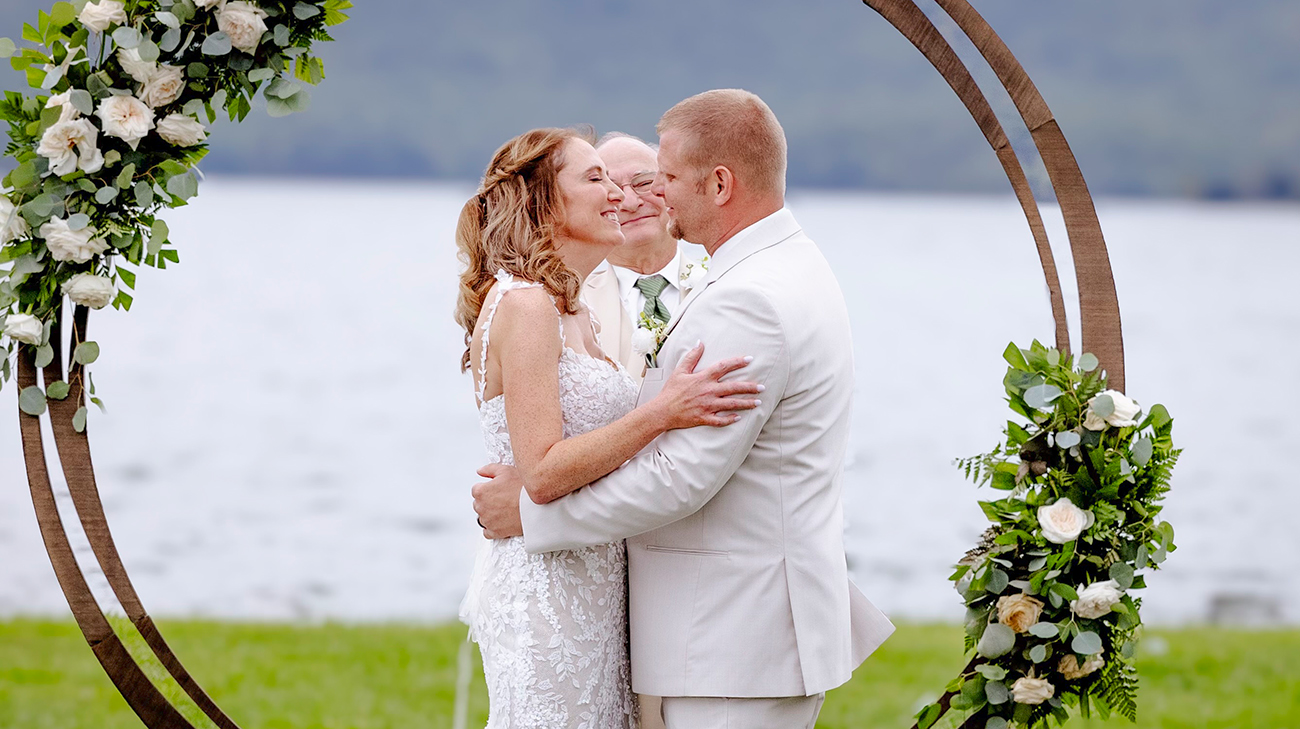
929;0;1125;390
860;0;1071;353
43;306;243;729
18;331;194;729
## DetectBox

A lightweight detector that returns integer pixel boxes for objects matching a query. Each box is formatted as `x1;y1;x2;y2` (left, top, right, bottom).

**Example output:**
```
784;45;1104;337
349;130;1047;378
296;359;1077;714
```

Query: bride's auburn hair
455;126;594;371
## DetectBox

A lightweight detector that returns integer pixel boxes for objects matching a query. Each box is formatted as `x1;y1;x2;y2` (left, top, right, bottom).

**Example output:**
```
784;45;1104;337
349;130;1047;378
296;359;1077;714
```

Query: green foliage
936;342;1180;728
0;0;346;424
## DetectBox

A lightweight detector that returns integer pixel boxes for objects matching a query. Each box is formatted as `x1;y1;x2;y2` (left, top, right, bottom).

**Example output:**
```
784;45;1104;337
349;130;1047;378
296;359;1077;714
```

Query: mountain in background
3;0;1298;198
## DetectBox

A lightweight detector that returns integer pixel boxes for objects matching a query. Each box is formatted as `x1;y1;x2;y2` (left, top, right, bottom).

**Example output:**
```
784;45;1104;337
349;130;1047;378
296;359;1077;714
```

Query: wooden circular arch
15;1;1123;726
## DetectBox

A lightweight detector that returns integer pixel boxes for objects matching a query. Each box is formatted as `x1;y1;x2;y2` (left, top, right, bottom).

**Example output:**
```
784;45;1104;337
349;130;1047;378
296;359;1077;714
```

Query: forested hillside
2;0;1297;198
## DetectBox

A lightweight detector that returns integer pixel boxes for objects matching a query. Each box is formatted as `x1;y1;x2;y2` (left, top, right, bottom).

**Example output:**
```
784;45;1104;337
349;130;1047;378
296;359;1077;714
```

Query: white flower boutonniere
632;312;670;368
680;255;709;290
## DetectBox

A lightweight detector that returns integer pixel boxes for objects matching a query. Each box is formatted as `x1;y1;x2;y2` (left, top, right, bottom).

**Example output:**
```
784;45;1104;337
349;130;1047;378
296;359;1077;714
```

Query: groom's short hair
657;89;787;196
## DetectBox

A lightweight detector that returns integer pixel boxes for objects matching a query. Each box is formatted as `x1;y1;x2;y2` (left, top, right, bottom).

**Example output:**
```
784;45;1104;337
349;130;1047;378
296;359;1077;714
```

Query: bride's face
556;138;625;251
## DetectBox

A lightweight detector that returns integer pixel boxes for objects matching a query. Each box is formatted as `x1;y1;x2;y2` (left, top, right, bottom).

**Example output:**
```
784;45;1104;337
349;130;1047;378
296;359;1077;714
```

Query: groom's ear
711;165;734;206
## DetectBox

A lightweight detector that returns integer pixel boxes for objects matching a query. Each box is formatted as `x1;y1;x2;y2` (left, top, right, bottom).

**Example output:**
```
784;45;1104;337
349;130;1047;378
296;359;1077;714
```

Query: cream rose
217;2;269;54
1059;652;1105;680
996;593;1045;634
1011;676;1055;705
40;217;108;264
139;65;185;108
1084;389;1141;430
44;91;80;123
61;273;115;309
631;326;657;356
37;119;105;176
195;0;225;8
0;195;31;244
3;313;44;345
78;0;128;32
1071;580;1124;619
1037;497;1094;544
155;113;208;146
96;94;155;150
117;47;157;84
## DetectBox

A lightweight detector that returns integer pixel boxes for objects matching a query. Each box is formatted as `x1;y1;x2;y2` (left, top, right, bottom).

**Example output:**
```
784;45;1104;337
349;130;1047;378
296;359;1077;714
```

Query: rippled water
1;179;1295;625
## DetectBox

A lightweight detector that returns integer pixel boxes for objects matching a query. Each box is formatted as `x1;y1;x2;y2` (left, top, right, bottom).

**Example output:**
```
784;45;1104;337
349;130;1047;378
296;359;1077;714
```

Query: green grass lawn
1;619;1297;729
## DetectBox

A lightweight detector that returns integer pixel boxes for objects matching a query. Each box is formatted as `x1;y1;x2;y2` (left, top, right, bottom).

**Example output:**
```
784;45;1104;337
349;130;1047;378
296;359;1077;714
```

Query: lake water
1;179;1296;625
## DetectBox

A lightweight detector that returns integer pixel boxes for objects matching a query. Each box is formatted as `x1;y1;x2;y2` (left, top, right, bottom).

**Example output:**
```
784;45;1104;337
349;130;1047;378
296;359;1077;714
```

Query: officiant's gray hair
595;131;658;153
657;89;787;196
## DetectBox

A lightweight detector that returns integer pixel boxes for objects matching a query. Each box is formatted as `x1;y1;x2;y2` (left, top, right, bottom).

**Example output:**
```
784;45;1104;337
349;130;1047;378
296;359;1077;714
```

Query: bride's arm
494;289;758;506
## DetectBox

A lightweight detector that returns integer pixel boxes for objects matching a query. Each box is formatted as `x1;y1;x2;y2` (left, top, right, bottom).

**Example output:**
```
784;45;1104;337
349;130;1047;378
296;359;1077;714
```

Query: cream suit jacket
520;209;894;698
582;251;699;380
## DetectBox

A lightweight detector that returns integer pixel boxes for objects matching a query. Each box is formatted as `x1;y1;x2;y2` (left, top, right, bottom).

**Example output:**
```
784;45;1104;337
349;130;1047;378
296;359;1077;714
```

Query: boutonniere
631;312;670;369
679;256;709;290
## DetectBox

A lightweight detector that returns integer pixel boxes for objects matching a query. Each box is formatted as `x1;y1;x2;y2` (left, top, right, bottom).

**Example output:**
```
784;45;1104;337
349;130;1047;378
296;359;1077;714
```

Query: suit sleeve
520;285;788;553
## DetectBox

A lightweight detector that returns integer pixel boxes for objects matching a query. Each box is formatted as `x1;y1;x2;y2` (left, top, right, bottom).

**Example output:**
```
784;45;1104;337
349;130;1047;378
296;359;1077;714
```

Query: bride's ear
711;165;734;206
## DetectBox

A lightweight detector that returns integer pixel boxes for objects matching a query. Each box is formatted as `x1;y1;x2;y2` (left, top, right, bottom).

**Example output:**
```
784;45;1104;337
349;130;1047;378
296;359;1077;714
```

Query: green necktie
635;274;672;325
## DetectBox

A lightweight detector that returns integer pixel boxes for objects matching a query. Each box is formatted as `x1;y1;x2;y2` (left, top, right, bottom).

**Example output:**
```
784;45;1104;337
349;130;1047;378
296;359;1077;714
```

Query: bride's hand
650;342;763;430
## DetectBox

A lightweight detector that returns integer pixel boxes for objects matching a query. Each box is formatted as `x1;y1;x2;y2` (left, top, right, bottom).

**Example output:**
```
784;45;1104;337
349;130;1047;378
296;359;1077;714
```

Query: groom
473;89;894;728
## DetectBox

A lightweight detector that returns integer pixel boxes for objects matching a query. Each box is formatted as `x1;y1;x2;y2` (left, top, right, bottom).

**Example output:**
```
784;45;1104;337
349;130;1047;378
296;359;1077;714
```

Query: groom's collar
701;208;800;285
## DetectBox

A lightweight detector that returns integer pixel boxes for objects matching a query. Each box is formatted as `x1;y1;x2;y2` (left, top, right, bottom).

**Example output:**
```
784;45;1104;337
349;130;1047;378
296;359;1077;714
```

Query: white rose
39;217;108;264
1058;651;1105;680
37;119;105;176
3;313;44;345
0;195;31;244
1037;497;1094;544
45;91;80;123
681;260;708;289
1089;389;1141;429
1083;407;1107;431
78;0;128;32
1071;579;1124;619
1011;676;1055;705
195;0;226;8
117;47;157;84
139;64;185;108
630;326;657;356
996;593;1045;634
217;2;270;54
96;94;155;150
155;113;208;146
62;273;115;309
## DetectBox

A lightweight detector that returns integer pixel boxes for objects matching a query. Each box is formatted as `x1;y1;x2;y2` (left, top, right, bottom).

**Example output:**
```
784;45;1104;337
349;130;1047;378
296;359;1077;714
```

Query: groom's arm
519;286;788;554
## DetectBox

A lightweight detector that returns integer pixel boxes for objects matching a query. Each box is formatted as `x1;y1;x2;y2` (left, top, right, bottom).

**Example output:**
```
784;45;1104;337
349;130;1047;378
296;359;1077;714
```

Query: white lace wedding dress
460;272;640;729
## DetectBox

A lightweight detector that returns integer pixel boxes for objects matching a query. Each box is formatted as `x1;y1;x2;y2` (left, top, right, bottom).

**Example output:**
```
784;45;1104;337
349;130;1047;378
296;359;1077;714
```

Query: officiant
584;133;707;379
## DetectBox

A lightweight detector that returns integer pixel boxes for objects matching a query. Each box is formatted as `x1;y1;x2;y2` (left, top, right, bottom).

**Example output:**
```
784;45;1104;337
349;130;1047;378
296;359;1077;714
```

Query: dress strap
476;269;558;404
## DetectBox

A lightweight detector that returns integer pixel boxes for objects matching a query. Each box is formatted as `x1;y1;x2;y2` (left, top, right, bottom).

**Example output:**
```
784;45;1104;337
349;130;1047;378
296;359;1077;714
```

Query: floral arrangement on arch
0;0;349;428
914;341;1180;729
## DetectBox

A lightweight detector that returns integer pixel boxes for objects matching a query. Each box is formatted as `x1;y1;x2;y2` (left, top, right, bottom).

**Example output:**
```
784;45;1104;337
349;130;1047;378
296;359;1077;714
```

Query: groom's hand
472;463;525;539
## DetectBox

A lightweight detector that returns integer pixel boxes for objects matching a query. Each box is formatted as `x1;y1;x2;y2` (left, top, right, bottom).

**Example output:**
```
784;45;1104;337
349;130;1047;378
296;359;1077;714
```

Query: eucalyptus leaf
1029;643;1048;663
202;32;232;56
35;344;54;368
73;341;99;365
986;718;1008;729
137;39;160;63
69;88;94;115
112;26;143;49
1109;562;1135;590
134;180;154;207
1131;437;1153;467
19;386;46;416
1028;622;1059;638
1091;393;1115;418
160;27;182;52
984;680;1009;705
1072;630;1103;655
976;623;1016;659
985;568;1009;595
293;2;322;19
975;664;1007;681
72;405;87;432
46;380;70;400
1055;431;1081;449
1078;353;1099;372
95;186;119;203
1024;383;1063;410
273;24;290;46
0;38;16;59
248;67;275;82
67;212;90;230
155;11;181;28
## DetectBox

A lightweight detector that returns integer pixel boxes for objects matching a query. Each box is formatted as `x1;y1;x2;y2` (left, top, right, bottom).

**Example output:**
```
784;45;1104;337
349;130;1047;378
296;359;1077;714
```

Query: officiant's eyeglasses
612;173;657;198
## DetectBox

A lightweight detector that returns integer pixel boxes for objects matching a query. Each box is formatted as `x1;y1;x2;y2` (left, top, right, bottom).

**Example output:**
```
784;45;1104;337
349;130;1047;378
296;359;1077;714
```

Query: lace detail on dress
463;270;640;729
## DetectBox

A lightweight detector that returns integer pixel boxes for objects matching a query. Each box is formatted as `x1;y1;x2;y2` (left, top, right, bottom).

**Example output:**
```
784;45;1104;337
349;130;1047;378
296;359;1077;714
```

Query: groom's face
655;131;709;245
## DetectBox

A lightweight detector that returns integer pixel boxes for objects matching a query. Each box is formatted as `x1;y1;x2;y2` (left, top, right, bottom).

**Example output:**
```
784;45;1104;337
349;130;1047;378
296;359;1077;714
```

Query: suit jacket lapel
582;266;632;365
662;210;802;340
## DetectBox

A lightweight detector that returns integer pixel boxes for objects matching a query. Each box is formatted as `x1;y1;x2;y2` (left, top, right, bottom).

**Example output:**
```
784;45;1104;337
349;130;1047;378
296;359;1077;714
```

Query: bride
454;127;761;728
